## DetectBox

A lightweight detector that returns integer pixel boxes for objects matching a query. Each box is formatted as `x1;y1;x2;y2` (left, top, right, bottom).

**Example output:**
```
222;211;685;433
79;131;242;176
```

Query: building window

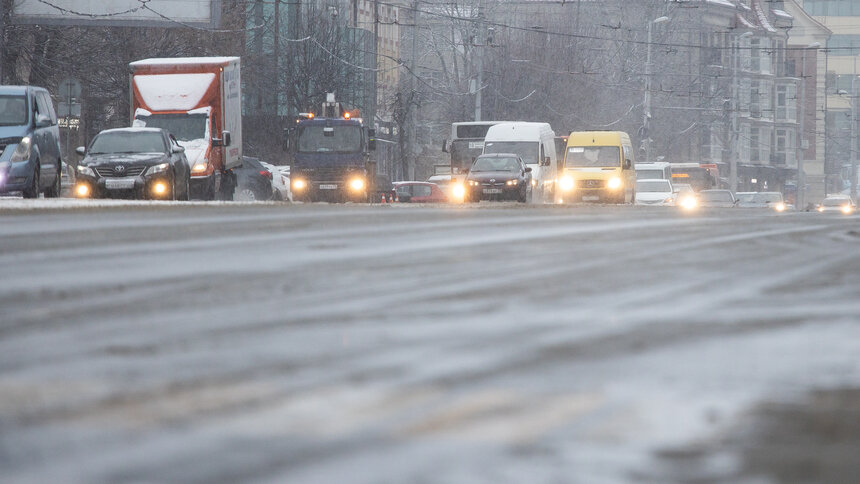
750;38;761;73
776;84;797;122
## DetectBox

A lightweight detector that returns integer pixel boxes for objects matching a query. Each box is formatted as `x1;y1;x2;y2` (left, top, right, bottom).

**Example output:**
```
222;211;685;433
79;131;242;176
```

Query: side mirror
442;139;449;153
541;156;551;166
35;114;52;128
173;145;185;154
75;146;86;156
222;131;231;147
525;167;532;173
624;159;632;170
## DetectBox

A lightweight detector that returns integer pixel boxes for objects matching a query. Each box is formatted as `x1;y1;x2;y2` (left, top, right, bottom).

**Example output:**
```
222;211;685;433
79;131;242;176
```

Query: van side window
34;93;50;122
540;143;545;161
41;93;58;124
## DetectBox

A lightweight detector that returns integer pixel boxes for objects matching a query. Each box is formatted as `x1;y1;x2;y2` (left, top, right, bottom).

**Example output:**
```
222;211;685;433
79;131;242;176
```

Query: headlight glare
10;137;32;162
842;205;853;214
293;179;306;190
560;176;574;192
608;177;622;190
349;177;365;191
191;162;208;174
774;203;786;212
452;183;465;198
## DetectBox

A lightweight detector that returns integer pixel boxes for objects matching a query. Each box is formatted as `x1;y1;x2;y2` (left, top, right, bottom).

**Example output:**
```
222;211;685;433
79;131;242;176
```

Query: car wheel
237;188;256;201
44;164;61;198
23;164;39;199
518;186;527;203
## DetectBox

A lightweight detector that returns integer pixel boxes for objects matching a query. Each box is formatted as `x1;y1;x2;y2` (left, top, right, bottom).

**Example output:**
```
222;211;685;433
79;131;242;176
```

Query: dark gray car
0;85;63;198
74;128;190;200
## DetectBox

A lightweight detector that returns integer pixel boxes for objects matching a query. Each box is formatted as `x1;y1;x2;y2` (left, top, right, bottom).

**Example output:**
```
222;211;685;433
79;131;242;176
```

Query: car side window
31;93;42;118
395;185;411;196
413;185;432;197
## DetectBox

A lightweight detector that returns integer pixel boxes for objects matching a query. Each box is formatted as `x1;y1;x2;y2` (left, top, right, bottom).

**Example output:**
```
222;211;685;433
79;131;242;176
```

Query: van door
33;92;59;183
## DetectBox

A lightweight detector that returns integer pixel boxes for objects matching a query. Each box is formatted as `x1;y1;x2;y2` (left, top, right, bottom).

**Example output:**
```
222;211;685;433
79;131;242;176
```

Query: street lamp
796;42;821;210
643;16;669;164
729;31;753;193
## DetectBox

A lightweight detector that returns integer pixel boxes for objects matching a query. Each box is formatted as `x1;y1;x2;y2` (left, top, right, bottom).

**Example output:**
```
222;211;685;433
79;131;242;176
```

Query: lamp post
643;16;669;164
796;42;820;210
730;31;753;193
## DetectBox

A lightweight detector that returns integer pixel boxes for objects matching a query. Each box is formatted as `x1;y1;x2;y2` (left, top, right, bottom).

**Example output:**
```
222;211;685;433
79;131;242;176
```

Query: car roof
99;127;165;135
476;153;521;159
0;85;39;95
393;181;432;185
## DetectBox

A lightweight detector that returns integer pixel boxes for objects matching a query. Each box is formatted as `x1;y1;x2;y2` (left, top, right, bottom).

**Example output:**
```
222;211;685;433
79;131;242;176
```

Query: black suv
0;85;63;198
464;153;533;202
74;128;190;200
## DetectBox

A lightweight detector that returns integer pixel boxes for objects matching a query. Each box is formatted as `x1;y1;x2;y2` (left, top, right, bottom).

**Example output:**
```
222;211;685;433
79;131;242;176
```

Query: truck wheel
23;164;40;199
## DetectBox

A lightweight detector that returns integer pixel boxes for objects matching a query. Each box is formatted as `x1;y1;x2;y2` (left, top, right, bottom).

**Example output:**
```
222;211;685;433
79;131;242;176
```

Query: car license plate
583;195;599;201
319;184;337;190
105;178;136;190
483;188;503;194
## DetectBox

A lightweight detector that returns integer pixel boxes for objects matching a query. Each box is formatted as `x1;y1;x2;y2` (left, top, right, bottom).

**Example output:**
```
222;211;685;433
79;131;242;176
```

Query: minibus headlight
452;183;465;199
293;179;306;190
560;176;574;192
608;177;622;190
349;177;365;191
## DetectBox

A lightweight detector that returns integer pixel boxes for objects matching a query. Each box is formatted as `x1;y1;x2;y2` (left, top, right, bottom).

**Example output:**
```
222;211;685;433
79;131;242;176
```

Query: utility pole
643;16;668;164
273;0;280;115
0;0;6;84
474;2;484;122
796;43;819;209
409;0;418;180
852;60;858;202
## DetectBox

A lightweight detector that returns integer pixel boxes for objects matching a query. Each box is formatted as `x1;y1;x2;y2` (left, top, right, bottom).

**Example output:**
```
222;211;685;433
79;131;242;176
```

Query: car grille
296;167;357;181
95;166;146;178
577;179;605;189
481;181;507;187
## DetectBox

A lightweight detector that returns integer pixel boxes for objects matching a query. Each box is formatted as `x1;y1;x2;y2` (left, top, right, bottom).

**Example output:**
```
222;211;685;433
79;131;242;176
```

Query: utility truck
129;57;242;200
287;94;376;203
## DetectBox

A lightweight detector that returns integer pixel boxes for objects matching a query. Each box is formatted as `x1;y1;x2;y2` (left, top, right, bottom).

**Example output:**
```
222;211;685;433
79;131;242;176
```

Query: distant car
464;153;532;202
737;191;788;212
235;156;274;201
74;127;190;200
817;196;855;214
697;189;736;208
674;184;697;210
0;85;63;198
634;179;674;206
260;161;290;201
393;181;449;203
427;174;456;199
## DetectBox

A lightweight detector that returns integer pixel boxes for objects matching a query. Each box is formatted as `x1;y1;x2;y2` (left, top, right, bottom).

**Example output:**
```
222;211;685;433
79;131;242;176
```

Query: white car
817;196;855;214
635;179;675;206
260;161;291;201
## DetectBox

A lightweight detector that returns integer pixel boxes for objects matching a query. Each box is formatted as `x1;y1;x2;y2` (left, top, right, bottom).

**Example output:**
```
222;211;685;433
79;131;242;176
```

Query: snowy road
1;202;860;483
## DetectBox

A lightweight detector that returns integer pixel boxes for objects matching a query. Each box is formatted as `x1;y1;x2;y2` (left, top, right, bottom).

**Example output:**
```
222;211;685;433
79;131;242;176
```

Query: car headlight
608;177;622;190
774;203;786;212
191;161;209;174
146;163;169;175
842;205;853;214
506;179;518;186
531;179;537;187
680;196;697;210
349;177;365;191
76;164;95;177
9;137;31;163
452;183;465;198
559;176;574;192
665;197;674;203
292;179;306;190
467;180;480;187
0;161;9;172
817;206;824;212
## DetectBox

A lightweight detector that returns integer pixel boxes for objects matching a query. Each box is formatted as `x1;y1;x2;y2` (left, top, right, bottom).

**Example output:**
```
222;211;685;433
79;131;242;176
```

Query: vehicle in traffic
670;163;718;191
737;191;788;212
287;94;377;203
464;153;532;202
558;131;635;204
235;156;274;201
634;179;675;206
74;127;191;200
697;189;736;208
482;122;557;202
393;182;449;203
443;121;505;180
816;196;855;214
130;56;242;201
0;85;63;198
260;161;290;201
635;162;672;181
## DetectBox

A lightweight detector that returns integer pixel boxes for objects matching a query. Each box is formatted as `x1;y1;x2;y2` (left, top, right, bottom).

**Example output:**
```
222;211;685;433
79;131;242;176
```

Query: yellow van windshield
566;146;620;167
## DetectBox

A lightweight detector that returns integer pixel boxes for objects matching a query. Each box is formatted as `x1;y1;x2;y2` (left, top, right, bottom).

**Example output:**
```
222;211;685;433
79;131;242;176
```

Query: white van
482;122;557;202
635;162;672;181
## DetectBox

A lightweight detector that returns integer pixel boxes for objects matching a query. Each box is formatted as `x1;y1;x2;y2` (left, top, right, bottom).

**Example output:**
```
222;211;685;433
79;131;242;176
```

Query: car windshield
135;113;208;142
700;191;733;202
636;180;671;192
0;95;28;126
471;157;521;172
822;198;850;207
565;146;620;167
736;193;757;203
297;125;361;153
482;141;539;165
89;131;166;154
754;193;783;203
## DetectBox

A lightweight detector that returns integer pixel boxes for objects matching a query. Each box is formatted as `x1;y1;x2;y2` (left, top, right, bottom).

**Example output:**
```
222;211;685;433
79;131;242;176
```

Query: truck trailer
129;57;242;200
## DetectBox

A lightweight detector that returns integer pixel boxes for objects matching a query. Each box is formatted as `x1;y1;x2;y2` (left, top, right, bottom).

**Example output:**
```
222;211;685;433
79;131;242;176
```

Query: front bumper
466;184;521;201
0;160;35;193
75;172;175;199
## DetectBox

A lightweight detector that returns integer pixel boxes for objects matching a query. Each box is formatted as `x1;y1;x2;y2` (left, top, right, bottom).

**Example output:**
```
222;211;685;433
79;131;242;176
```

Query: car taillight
260;170;272;180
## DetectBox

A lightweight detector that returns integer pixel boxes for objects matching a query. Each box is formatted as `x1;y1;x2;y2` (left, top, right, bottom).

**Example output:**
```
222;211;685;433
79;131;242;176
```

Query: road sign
58;102;81;118
58;78;82;101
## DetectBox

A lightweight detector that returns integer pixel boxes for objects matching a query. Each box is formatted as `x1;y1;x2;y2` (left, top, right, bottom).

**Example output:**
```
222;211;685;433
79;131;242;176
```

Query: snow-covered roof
752;0;777;33
706;0;736;8
130;57;239;67
772;9;792;19
133;73;215;111
100;127;165;134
